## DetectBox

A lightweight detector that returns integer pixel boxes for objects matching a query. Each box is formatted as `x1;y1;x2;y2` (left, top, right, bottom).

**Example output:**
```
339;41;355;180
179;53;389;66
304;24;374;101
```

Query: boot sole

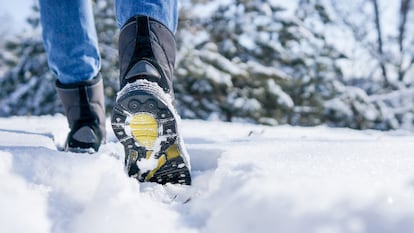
111;81;191;185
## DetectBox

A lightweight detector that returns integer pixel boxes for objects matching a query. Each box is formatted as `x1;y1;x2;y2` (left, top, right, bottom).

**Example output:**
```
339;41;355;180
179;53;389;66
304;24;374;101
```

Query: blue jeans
39;0;178;84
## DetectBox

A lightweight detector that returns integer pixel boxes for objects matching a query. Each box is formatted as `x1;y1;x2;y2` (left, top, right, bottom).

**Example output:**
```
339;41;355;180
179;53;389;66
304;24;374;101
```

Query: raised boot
56;76;106;152
111;16;191;185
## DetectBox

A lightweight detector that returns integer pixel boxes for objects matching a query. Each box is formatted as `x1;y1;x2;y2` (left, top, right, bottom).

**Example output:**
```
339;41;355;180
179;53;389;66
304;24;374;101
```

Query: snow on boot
56;75;106;152
111;16;191;185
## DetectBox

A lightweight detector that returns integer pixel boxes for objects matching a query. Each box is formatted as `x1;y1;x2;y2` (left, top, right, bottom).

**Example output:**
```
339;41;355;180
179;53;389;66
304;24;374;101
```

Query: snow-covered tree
175;0;344;125
329;0;414;86
0;4;59;116
1;0;414;130
0;1;119;116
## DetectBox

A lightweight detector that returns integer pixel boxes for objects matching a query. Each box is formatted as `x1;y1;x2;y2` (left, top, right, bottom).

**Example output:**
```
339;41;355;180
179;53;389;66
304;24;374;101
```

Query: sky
0;0;34;34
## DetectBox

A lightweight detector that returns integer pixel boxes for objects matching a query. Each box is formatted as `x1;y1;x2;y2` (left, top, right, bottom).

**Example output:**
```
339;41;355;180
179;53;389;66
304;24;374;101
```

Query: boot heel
111;80;191;185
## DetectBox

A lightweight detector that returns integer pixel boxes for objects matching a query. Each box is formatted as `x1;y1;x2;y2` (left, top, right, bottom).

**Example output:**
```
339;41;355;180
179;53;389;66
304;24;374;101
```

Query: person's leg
39;0;106;152
111;1;191;185
39;0;101;84
114;0;178;32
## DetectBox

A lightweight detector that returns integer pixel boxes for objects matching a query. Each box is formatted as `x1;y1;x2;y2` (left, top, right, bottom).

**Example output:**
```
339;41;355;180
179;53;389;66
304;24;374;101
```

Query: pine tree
175;0;344;126
0;0;412;130
0;5;58;116
0;1;119;116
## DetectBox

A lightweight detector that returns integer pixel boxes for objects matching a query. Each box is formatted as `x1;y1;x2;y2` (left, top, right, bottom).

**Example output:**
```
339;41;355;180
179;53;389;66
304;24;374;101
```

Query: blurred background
1;0;414;131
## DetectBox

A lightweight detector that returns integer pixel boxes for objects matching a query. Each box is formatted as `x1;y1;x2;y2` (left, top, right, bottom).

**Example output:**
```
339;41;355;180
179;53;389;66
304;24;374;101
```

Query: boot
56;75;106;152
111;16;191;185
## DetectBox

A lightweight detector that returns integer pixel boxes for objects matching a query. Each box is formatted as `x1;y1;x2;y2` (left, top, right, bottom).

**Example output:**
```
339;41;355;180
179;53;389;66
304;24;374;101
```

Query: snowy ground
2;115;414;233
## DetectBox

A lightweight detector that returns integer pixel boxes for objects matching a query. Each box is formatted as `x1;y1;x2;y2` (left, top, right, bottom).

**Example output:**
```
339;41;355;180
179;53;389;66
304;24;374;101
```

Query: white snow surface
2;115;414;233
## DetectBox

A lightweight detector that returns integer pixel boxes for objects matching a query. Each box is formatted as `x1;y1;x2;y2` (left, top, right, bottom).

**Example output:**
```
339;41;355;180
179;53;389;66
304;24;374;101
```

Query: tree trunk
371;0;388;85
398;0;411;81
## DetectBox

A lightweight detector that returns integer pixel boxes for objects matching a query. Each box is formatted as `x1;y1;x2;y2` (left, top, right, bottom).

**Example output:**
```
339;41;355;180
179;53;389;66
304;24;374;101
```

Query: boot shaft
56;76;106;150
118;16;176;94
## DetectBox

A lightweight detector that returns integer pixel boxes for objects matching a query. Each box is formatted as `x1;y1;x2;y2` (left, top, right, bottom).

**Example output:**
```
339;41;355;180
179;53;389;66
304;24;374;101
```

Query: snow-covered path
1;115;414;233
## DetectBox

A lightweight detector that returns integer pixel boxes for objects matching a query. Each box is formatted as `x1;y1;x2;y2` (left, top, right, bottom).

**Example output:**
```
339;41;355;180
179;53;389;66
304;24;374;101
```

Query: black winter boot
56;75;106;152
111;16;191;185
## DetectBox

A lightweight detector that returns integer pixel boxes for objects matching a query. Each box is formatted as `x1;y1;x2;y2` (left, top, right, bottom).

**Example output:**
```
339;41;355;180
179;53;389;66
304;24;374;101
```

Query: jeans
39;0;178;84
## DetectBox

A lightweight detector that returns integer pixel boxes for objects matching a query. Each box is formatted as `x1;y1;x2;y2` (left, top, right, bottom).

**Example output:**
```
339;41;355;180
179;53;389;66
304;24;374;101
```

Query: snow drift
1;115;414;233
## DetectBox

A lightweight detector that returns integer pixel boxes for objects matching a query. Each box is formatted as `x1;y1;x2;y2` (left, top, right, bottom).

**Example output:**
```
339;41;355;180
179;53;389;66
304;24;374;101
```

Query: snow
267;79;294;109
179;0;233;19
2;115;414;232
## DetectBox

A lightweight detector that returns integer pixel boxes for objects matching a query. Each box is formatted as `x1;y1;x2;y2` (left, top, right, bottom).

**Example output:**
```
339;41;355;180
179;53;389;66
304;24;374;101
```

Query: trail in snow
1;115;414;233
